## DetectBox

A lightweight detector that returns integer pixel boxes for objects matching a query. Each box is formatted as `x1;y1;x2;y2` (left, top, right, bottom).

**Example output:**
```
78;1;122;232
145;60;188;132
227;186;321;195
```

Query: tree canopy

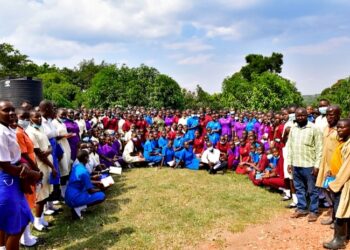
221;53;303;110
2;42;342;112
317;77;350;117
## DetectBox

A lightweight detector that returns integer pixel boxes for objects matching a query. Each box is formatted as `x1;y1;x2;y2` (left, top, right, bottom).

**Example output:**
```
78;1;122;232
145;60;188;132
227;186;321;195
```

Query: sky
1;0;350;95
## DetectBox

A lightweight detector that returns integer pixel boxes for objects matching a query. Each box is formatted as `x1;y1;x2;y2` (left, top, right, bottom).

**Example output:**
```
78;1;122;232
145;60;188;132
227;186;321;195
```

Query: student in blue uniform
143;134;162;164
160;140;175;168
65;150;105;220
158;130;168;150
206;114;221;147
173;130;185;161
187;113;199;139
175;141;200;170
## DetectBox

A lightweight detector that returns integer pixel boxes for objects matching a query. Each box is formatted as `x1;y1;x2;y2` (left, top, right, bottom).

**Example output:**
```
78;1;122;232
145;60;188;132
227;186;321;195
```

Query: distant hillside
303;94;320;105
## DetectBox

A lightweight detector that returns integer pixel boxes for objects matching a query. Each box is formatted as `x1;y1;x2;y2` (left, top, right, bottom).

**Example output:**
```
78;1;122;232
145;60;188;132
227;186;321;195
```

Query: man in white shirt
315;99;330;133
178;111;188;127
201;142;227;174
74;112;86;138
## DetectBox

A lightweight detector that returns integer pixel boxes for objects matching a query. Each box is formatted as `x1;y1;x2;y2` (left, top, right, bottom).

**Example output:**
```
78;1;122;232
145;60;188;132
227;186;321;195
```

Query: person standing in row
324;119;350;249
316;106;341;225
0;101;42;250
287;108;323;222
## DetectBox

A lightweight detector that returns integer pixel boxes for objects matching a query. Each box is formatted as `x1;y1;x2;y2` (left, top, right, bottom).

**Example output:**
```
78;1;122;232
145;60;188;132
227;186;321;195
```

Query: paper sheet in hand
167;160;175;167
109;166;122;175
101;176;115;187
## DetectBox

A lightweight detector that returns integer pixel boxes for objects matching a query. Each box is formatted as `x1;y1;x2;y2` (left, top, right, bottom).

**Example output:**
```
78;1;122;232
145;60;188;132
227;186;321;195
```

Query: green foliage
317;77;350;117
0;43;33;78
38;72;81;108
148;74;184;109
303;94;319;106
221;71;303;111
85;65;184;109
241;52;283;81
181;85;224;110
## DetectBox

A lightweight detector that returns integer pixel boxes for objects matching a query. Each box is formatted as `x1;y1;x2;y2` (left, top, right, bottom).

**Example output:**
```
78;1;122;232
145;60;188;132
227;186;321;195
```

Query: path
196;209;350;250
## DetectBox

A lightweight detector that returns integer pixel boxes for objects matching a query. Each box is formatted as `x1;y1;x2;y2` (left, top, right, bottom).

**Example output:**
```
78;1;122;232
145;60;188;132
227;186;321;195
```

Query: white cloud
0;0;192;40
177;54;213;65
193;22;246;40
214;0;263;9
286;36;350;55
164;39;213;52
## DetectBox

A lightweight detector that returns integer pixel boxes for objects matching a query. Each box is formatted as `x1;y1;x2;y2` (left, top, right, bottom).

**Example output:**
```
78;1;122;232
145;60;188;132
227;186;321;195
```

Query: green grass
33;168;285;250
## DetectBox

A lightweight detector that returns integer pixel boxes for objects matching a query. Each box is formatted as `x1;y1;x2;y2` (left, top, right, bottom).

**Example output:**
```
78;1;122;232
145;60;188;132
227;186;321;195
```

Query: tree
148;74;184;109
221;70;303;111
317;77;350;117
38;72;81;108
0;43;34;78
241;52;283;81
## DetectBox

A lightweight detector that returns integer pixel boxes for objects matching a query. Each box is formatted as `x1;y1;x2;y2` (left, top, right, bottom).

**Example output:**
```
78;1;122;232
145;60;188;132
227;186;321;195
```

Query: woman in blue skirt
175;141;200;170
65;150;105;219
0;100;42;250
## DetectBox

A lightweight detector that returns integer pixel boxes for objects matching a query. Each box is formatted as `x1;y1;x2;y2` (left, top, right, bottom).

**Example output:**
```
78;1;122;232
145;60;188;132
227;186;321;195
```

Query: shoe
285;202;297;209
323;219;347;249
321;217;334;225
20;234;37;247
281;195;291;201
308;213;318;222
71;208;83;220
44;209;56;216
52;200;60;205
291;210;308;218
33;222;47;232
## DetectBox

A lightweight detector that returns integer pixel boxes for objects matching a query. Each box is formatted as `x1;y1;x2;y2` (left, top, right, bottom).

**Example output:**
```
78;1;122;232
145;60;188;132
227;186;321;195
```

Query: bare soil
196;209;350;250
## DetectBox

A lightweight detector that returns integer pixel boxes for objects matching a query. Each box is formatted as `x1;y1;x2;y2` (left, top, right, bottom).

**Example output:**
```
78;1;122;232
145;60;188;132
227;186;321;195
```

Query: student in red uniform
262;147;285;189
193;130;205;157
216;136;229;159
236;138;251;174
248;145;269;186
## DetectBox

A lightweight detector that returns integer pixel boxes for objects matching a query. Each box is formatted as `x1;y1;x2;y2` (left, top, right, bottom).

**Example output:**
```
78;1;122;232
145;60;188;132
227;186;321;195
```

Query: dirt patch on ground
195;209;350;250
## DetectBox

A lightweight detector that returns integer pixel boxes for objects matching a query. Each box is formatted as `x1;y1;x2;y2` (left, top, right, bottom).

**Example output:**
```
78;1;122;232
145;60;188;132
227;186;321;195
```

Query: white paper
109;166;122;175
101;176;115;187
167;160;175;167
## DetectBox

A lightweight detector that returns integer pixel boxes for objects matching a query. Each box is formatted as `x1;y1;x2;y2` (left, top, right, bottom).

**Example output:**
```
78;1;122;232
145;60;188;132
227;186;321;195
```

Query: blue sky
1;0;350;95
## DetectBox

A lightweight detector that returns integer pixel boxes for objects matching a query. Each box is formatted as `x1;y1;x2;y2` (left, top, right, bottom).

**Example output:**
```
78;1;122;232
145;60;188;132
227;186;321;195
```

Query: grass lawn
33;168;285;250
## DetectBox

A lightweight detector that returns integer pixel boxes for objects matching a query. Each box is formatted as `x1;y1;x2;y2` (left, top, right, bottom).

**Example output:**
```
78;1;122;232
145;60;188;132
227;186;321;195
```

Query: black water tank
0;77;43;108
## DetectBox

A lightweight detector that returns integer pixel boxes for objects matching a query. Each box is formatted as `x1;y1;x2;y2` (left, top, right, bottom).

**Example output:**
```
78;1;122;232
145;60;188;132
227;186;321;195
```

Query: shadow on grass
64;227;135;250
30;174;136;250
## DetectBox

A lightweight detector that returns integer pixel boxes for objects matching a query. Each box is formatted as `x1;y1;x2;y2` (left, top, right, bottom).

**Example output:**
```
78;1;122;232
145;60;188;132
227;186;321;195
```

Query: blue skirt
65;186;105;208
185;158;200;170
49;138;61;185
0;171;33;235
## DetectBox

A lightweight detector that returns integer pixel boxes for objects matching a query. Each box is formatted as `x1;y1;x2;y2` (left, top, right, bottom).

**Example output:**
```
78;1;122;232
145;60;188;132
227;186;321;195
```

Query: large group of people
0;98;350;249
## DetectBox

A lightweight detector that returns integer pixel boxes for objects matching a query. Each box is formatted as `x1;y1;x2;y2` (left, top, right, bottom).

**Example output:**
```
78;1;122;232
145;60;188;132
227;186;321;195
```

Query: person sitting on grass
97;135;122;168
122;132;145;167
216;136;229;159
173;130;184;161
248;145;269;186
236;137;251;174
143;133;162;166
65;150;106;220
157;130;168;150
175;141;200;170
261;147;286;190
193;130;205;158
201;141;228;174
227;140;240;171
160;140;175;168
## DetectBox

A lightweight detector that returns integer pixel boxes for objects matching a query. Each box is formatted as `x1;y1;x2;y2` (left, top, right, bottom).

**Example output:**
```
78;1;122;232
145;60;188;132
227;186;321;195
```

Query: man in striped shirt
287;107;323;222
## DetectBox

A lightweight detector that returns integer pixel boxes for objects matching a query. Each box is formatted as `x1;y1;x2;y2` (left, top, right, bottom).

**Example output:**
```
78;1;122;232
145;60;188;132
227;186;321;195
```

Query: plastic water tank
0;77;43;108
